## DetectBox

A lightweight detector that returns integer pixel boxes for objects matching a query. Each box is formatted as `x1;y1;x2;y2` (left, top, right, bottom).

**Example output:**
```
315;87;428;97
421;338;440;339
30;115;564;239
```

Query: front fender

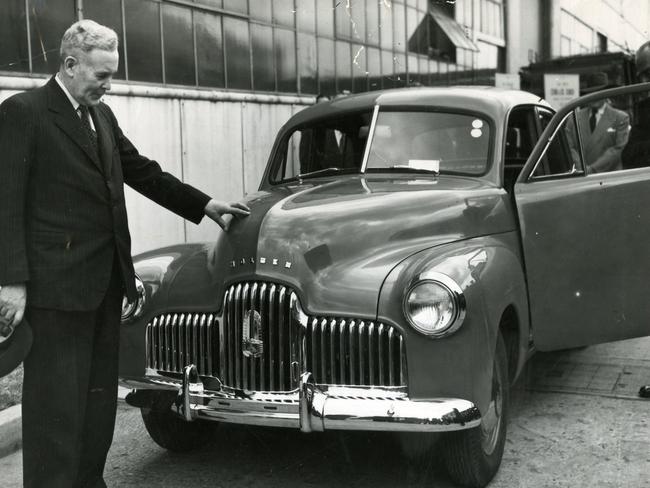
377;232;529;415
119;243;211;378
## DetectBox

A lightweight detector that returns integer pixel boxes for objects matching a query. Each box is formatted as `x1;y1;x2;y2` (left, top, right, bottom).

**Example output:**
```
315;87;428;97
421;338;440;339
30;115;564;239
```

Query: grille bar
304;316;407;387
145;312;219;375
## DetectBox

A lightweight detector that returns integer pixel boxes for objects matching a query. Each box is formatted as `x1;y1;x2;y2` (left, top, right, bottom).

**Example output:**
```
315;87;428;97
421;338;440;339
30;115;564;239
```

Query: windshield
272;110;372;182
366;111;491;175
271;109;491;182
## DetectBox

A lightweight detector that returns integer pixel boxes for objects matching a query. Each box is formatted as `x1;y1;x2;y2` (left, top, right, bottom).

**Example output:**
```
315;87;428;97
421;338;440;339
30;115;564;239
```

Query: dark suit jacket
0;77;211;310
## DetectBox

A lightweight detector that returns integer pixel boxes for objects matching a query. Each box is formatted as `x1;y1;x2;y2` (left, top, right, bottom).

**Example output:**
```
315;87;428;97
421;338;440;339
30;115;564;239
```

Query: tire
141;405;218;452
442;331;509;488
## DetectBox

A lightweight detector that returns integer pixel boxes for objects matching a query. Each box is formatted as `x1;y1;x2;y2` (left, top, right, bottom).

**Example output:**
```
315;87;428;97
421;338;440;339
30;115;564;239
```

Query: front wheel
442;331;509;488
141;404;219;452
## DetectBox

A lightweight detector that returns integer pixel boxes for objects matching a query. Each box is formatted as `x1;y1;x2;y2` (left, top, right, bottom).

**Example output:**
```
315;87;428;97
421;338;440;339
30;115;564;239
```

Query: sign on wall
543;74;580;109
495;73;521;90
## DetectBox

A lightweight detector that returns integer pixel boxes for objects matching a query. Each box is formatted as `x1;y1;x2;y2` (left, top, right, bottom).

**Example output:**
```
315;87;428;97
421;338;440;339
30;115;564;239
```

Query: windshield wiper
296;167;354;179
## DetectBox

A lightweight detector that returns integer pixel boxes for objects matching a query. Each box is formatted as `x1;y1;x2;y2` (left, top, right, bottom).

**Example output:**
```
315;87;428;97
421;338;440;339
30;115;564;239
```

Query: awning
429;7;479;52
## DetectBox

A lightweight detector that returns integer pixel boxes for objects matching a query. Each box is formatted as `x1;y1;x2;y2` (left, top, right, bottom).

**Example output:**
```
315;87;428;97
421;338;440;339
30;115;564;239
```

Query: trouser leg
22;307;95;488
76;268;122;488
22;260;123;488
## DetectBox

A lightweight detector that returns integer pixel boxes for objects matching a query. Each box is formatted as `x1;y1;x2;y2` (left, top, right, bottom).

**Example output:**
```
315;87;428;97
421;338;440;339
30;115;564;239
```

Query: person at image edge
0;19;250;488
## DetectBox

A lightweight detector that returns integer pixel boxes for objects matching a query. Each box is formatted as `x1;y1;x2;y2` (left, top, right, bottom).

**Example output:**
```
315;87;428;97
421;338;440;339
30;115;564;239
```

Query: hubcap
480;359;503;455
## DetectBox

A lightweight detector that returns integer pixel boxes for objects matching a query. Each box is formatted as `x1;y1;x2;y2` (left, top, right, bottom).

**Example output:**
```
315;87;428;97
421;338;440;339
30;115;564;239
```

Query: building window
560;9;593;55
162;4;196;86
29;0;77;75
0;0;30;73
479;0;504;38
223;16;251;90
124;0;162;83
0;0;497;96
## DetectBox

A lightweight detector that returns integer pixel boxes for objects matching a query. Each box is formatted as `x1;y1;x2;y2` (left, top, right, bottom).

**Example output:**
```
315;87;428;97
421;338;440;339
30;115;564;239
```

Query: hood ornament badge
242;310;264;358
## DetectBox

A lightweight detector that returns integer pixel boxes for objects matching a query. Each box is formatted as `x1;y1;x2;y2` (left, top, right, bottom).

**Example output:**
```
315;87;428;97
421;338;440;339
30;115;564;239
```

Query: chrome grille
221;281;407;391
146;281;408;391
145;313;219;376
221;283;298;391
305;318;407;387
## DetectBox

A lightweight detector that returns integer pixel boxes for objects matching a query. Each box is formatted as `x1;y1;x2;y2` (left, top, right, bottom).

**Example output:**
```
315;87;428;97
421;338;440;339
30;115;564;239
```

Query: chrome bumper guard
123;364;481;433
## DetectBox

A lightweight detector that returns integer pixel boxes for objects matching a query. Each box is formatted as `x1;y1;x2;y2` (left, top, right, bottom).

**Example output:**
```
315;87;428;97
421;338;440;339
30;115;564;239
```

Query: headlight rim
403;272;466;338
121;275;146;323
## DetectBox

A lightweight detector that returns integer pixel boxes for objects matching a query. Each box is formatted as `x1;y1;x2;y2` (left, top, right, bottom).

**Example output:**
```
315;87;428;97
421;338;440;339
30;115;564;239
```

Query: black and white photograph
1;1;650;487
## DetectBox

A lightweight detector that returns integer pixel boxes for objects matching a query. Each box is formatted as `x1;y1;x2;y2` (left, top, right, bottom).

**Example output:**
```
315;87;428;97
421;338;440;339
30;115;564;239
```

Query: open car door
514;83;650;351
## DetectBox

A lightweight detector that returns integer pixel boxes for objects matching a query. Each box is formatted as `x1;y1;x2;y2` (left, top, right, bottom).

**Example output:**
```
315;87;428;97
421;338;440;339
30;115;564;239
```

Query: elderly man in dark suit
0;19;249;487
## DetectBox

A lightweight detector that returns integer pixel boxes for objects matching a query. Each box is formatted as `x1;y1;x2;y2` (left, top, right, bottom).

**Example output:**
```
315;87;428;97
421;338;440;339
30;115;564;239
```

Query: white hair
60;19;118;62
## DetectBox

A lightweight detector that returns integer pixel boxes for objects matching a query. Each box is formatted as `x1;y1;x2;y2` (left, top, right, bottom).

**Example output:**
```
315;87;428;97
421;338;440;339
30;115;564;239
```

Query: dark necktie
589;108;597;132
78;105;98;153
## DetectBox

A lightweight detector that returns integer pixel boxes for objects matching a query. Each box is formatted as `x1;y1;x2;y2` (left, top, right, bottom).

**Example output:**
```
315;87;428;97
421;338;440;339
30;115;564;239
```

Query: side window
531;111;583;178
272;111;372;182
537;108;553;132
503;107;538;190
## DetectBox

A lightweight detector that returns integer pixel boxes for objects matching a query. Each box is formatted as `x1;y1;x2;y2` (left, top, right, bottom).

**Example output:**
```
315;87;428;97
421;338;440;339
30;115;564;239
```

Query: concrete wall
0;76;310;254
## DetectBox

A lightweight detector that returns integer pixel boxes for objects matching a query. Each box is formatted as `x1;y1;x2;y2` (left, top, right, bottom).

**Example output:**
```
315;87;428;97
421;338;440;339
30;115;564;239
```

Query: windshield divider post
360;104;381;174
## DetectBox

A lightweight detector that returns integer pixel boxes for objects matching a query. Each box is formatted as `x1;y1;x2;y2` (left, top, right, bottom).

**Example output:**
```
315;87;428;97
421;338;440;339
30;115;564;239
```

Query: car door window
530;110;583;178
531;91;650;179
504;107;538;190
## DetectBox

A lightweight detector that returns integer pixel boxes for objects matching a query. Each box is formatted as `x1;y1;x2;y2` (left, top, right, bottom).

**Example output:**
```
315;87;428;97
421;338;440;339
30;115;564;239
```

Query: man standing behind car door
0;19;249;488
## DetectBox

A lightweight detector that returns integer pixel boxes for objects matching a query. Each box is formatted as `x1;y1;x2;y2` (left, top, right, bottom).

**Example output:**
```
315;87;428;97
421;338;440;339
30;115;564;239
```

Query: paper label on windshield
408;159;440;172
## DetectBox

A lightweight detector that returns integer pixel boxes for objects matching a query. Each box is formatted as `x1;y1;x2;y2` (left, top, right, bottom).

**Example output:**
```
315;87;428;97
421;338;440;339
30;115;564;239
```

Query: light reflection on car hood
162;175;517;317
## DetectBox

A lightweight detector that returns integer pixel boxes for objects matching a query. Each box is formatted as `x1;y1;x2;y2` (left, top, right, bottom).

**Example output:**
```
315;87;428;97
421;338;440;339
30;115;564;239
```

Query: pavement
2;337;650;485
0;386;130;460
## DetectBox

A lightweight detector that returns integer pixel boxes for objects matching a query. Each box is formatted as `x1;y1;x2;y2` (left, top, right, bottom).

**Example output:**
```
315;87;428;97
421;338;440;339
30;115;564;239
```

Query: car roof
288;86;551;127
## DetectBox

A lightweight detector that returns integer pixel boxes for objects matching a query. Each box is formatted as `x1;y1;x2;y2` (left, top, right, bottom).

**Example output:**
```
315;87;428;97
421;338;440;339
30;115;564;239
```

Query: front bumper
121;365;481;433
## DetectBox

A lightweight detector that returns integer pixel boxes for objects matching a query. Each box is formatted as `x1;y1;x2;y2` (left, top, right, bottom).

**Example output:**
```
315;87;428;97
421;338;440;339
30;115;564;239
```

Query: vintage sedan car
119;83;650;487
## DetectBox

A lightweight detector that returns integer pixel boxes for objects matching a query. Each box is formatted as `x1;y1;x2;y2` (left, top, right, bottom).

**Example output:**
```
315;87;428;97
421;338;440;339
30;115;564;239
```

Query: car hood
157;175;516;317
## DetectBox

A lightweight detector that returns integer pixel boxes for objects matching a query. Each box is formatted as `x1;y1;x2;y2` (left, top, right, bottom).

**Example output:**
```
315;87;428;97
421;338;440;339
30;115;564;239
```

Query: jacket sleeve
0;96;33;285
106;106;212;224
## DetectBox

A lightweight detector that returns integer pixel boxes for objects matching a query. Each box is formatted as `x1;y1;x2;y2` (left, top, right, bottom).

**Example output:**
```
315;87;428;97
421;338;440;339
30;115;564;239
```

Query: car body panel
514;82;650;350
515;160;650;350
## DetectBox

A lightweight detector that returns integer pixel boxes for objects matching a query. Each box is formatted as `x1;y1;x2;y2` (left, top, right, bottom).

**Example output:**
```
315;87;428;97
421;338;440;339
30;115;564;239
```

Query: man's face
65;48;118;106
587;99;606;111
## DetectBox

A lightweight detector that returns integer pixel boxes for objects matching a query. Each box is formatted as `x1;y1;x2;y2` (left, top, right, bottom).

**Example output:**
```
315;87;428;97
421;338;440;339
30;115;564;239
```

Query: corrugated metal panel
241;103;294;195
181;99;246;243
106;95;187;254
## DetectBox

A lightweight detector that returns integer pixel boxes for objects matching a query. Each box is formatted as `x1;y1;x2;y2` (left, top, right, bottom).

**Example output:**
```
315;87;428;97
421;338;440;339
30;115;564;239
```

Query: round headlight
404;276;465;337
121;275;146;322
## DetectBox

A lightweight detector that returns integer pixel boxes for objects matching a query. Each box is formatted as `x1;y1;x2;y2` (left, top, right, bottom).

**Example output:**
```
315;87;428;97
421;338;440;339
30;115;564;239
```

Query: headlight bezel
403;272;466;338
121;275;146;323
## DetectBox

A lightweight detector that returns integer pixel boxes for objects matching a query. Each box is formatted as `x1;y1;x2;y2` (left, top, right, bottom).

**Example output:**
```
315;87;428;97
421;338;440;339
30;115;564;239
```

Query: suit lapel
90;106;114;178
46;77;104;174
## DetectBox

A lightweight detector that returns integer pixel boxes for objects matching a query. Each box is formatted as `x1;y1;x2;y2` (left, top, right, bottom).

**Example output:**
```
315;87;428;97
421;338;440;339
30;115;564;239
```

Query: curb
0;387;130;460
0;404;22;459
